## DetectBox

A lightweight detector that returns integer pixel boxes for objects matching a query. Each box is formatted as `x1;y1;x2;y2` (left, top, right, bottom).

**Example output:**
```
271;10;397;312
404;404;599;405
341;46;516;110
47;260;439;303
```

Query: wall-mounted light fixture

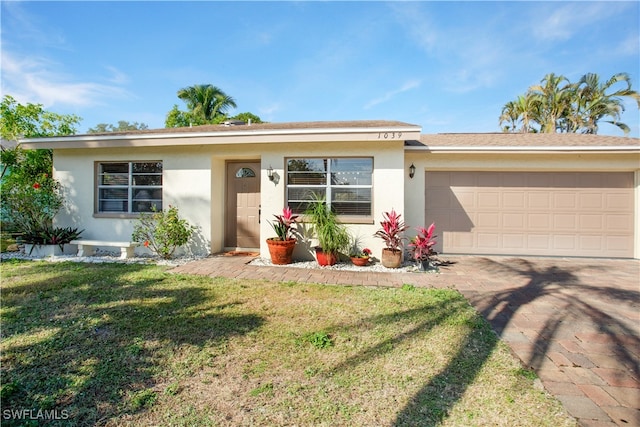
409;163;416;179
267;165;274;181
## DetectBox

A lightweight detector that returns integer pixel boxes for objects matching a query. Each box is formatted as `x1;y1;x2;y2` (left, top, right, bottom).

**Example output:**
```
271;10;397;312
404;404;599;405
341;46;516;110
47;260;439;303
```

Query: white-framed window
96;161;162;213
286;157;373;218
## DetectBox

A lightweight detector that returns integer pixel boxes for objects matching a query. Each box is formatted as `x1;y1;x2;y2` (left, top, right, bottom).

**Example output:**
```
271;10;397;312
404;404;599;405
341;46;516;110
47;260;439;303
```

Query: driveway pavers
171;254;639;427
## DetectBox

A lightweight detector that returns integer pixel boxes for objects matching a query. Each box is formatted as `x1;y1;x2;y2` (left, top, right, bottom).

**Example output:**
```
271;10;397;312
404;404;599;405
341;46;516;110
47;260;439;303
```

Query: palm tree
176;84;237;123
500;72;640;135
528;73;573;133
573;73;640;135
499;93;539;133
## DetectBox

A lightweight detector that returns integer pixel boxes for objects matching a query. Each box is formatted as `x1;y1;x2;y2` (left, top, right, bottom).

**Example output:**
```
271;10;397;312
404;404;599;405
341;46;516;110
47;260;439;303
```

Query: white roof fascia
405;145;640;153
20;126;422;149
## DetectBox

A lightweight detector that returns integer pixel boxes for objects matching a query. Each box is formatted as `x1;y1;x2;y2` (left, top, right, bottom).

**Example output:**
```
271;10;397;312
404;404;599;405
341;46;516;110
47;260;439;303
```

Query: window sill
93;213;145;219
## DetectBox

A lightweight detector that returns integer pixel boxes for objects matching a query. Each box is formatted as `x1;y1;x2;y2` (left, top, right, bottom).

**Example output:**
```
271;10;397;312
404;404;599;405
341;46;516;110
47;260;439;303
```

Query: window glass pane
331;171;372;186
287;187;326;201
101;163;128;173
332;188;371;202
99;200;128;212
97;161;162;214
287;158;327;185
330;158;372;172
235;167;256;178
288;159;326;172
332;202;372;216
101;173;128;186
286;157;372;218
287;188;326;214
100;163;128;186
100;188;128;200
133;200;161;213
132;175;162;186
132;162;162;173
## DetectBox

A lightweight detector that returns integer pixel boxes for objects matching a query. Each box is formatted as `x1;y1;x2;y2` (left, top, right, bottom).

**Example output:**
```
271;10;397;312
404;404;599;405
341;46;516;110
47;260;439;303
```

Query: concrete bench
70;240;140;259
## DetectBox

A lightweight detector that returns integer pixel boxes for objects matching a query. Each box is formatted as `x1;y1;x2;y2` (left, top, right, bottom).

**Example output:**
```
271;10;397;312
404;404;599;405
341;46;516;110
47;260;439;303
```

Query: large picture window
97;162;162;213
287;158;372;217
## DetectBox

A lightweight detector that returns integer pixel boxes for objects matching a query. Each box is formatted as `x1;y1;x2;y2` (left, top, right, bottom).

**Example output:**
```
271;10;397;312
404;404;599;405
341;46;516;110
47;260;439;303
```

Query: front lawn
0;260;576;426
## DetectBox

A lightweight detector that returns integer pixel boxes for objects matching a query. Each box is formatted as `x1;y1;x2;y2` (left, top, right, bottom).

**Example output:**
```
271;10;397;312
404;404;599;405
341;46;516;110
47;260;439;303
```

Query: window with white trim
97;162;162;213
286;158;373;217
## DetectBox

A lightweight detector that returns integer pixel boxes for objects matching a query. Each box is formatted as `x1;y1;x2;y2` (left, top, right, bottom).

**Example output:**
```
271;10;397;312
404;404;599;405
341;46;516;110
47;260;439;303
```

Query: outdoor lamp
267;165;274;181
409;163;416;179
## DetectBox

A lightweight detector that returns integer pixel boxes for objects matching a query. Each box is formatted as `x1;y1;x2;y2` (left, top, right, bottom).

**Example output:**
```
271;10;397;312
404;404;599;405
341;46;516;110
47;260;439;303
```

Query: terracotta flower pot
315;247;339;266
381;248;402;268
350;256;370;266
266;238;296;265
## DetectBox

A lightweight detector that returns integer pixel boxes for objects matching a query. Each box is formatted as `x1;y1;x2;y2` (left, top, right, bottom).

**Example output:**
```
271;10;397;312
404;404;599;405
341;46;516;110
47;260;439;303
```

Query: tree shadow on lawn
393;257;639;426
0;260;264;426
320;288;497;426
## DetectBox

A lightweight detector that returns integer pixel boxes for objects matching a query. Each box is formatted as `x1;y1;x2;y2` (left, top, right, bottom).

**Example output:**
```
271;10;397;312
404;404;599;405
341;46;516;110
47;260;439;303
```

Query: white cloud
533;2;627;42
364;79;422;109
1;50;131;108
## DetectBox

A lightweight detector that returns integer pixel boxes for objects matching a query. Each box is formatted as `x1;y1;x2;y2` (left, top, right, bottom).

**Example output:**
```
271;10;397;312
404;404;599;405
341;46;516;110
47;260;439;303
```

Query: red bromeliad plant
374;209;409;253
409;223;437;262
270;207;299;241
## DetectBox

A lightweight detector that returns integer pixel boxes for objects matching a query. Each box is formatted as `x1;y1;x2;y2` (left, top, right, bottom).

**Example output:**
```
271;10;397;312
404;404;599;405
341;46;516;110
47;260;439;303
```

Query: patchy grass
0;260;576;426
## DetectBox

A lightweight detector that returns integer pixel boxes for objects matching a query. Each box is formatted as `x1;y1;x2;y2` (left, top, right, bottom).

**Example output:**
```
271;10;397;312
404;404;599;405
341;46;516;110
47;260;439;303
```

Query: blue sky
2;1;639;137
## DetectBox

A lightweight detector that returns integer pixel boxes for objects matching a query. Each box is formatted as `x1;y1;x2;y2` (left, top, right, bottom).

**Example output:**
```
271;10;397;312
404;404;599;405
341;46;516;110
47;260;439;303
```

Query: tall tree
0;95;81;232
573;73;640;135
0;95;81;179
88;121;149;133
176;84;237;123
527;73;573;133
500;72;639;135
499;94;539;133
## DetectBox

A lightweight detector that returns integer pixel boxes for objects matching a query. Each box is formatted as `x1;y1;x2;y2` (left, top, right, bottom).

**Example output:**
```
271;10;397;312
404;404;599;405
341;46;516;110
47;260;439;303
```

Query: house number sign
377;132;402;139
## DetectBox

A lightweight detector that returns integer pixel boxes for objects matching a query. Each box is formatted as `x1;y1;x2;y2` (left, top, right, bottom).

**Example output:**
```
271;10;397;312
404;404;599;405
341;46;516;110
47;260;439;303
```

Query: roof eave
405;145;640;154
20;125;422;149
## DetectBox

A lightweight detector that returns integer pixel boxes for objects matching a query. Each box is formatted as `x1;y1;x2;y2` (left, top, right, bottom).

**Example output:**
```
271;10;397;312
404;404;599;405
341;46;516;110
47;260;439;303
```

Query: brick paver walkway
171;254;640;427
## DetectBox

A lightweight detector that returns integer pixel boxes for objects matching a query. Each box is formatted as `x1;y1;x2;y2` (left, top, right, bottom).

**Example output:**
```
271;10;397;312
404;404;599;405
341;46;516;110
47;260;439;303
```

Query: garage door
425;172;634;258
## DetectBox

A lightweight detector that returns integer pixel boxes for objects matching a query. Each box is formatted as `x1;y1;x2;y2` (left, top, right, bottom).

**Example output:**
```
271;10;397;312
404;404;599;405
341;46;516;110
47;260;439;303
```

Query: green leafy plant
23;226;83;253
298;331;333;349
305;194;350;254
1;172;65;238
131;205;196;259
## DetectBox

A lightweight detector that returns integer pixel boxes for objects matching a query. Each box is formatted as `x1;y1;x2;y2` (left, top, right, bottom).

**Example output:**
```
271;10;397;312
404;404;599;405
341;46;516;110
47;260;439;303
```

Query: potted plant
305;195;350;266
374;209;409;268
408;223;437;271
350;247;372;266
266;207;299;265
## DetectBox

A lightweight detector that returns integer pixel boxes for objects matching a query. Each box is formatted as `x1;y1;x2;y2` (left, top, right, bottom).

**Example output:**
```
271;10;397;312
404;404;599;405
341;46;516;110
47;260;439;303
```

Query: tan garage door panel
425;172;634;258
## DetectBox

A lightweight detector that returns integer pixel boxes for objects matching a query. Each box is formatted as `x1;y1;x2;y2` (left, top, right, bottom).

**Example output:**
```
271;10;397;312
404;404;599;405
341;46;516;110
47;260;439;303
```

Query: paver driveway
171;254;640;427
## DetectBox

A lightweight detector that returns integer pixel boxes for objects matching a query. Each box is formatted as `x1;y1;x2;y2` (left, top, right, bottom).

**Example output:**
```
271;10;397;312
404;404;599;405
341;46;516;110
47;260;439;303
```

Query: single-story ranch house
21;120;640;260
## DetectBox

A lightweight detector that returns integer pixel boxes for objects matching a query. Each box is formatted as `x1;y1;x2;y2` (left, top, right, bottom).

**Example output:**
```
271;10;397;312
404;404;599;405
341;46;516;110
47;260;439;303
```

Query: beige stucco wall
259;140;405;261
53;146;213;256
404;151;640;259
52;139;405;259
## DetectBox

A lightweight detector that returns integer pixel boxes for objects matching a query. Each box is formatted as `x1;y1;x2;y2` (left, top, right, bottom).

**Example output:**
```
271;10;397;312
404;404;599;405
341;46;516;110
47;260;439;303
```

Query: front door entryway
225;161;261;249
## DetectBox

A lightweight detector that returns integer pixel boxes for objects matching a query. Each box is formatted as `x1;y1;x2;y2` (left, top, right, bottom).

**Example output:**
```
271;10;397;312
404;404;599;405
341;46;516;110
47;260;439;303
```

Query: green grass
0;259;576;426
